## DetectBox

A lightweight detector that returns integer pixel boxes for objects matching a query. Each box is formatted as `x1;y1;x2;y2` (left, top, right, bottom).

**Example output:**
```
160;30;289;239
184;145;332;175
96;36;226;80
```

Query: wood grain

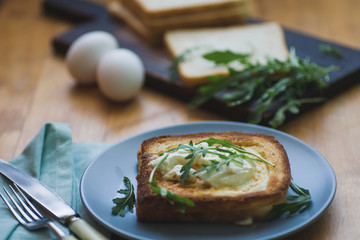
0;0;359;239
44;0;360;126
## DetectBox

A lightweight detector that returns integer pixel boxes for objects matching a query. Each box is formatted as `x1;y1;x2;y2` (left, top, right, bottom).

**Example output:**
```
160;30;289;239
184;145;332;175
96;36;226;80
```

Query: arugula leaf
200;138;275;167
180;152;199;185
319;44;343;59
168;53;186;82
268;97;325;128
149;179;195;213
148;154;195;212
187;48;337;128
194;155;244;175
267;180;311;220
203;50;251;65
168;47;201;82
112;177;136;217
159;141;211;185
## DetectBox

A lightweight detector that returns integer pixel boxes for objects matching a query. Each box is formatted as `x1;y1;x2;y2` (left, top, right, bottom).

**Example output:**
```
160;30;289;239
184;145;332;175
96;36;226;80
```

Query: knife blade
0;159;107;240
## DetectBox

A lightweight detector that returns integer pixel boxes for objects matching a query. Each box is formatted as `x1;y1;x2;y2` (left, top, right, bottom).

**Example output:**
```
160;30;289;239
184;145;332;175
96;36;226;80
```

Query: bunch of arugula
172;48;337;128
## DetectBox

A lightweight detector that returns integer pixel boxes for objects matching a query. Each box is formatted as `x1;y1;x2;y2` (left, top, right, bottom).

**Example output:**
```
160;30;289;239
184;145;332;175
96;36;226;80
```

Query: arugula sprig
112;177;136;217
188;48;337;128
149;155;195;213
200;138;275;167
193;138;275;175
159;138;274;185
168;51;188;82
319;43;343;59
267;180;311;220
160;141;210;185
168;46;202;82
203;50;251;65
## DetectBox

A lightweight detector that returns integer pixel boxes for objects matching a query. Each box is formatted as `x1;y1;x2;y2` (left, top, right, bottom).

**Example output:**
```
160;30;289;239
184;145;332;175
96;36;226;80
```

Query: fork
0;183;77;240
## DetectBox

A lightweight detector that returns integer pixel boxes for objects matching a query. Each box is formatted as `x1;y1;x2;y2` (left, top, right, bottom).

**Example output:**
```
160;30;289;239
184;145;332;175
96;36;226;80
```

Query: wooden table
1;0;359;239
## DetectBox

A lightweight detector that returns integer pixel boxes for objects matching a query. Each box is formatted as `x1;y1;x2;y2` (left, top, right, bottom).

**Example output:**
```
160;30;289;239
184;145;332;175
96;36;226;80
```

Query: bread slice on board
165;22;289;86
136;131;291;224
122;0;247;19
108;1;161;44
123;2;247;32
109;1;248;45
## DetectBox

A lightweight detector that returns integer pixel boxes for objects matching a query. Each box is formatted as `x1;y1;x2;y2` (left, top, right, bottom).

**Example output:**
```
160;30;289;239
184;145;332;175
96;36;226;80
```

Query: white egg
65;31;118;84
97;49;145;101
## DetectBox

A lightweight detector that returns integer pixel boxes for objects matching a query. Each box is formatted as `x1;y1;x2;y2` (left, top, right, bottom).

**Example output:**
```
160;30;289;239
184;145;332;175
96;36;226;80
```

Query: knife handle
47;221;78;240
62;235;79;240
69;217;108;240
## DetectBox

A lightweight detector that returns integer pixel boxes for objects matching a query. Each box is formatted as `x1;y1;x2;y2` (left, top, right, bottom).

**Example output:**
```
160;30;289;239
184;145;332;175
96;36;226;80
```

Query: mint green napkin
0;123;111;239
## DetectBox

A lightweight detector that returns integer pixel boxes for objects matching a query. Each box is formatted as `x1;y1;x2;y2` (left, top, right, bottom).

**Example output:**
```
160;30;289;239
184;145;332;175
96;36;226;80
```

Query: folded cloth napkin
0;123;111;239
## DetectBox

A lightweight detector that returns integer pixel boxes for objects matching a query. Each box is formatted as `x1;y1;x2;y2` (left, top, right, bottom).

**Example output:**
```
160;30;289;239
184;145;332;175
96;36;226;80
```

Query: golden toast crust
136;131;291;223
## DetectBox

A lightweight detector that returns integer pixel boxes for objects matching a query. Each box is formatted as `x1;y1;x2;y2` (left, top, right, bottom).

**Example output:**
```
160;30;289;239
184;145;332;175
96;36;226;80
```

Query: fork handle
69;217;108;240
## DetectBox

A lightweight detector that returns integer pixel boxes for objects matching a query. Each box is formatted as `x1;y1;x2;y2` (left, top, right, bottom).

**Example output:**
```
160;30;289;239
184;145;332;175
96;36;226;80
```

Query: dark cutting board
43;0;360;126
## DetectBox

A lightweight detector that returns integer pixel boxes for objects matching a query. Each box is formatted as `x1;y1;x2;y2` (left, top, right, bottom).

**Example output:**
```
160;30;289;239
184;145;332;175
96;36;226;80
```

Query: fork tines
0;183;75;240
0;183;46;227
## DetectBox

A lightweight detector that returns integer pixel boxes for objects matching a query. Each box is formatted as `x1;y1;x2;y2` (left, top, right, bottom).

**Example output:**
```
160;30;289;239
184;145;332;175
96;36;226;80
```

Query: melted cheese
149;142;270;192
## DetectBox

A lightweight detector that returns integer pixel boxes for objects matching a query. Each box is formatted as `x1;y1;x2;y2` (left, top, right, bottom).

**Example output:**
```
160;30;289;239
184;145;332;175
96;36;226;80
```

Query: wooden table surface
1;0;359;239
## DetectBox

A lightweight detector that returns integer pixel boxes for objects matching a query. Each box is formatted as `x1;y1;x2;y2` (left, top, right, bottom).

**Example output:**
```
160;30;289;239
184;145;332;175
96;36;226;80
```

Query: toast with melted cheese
164;22;288;86
136;131;291;224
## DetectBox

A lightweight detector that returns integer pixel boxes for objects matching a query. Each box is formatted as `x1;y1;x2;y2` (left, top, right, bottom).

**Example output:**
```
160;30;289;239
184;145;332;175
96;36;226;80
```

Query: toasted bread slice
108;1;162;45
109;1;247;45
122;0;247;19
120;1;247;31
136;131;291;224
164;22;289;86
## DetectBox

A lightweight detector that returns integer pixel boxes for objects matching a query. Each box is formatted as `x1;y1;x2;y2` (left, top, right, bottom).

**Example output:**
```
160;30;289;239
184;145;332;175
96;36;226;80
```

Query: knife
0;159;108;240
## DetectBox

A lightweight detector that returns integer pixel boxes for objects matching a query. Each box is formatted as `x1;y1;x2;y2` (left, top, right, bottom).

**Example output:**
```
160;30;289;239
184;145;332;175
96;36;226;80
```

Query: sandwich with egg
136;131;291;224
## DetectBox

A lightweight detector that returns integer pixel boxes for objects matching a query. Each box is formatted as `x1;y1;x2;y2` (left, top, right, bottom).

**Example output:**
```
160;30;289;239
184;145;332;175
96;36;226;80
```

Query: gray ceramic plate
80;121;336;240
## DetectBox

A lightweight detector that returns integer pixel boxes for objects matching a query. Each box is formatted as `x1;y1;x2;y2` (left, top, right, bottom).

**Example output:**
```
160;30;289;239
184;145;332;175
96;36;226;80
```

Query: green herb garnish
186;48;337;128
319;43;343;59
168;47;201;82
160;138;274;184
198;137;275;167
168;53;185;82
149;179;195;213
267;180;311;220
203;50;251;65
112;176;136;217
161;140;208;185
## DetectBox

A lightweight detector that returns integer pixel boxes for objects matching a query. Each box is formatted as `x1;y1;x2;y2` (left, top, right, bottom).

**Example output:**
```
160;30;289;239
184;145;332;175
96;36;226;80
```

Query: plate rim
80;120;337;240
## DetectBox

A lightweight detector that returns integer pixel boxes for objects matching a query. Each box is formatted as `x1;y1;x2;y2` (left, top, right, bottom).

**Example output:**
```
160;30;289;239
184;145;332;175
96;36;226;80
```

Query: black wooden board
43;0;360;126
